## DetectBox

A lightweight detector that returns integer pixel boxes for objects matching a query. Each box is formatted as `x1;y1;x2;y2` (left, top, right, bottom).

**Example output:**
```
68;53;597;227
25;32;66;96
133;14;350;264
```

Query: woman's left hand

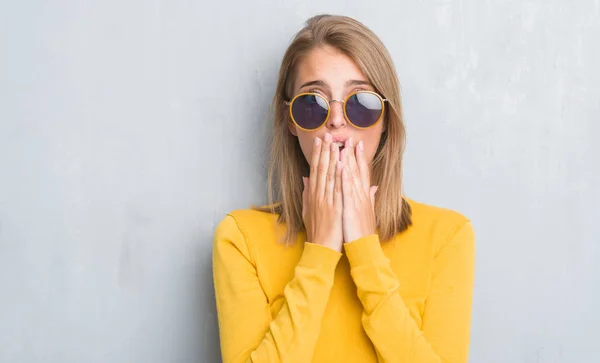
341;137;378;243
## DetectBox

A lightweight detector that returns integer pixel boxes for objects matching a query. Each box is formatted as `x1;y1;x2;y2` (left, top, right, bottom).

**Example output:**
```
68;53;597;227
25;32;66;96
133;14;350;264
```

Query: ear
288;122;298;136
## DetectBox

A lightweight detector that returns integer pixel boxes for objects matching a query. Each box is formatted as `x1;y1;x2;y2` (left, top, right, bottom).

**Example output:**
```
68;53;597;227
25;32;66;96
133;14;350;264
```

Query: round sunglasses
285;90;388;131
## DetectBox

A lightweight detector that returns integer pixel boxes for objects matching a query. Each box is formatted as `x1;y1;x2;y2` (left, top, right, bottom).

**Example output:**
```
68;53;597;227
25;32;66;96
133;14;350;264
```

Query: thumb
370;185;378;205
302;177;308;207
302;177;310;234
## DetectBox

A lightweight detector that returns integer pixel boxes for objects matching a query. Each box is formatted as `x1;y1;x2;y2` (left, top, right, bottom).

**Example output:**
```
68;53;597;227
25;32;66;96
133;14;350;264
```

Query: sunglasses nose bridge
326;99;347;128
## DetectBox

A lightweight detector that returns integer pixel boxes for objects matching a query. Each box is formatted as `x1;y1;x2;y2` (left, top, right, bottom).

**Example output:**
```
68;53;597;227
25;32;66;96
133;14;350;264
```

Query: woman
213;14;475;363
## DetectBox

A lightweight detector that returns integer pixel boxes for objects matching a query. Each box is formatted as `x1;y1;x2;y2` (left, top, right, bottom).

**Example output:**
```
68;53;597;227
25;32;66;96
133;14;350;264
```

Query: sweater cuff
298;242;342;273
344;234;386;267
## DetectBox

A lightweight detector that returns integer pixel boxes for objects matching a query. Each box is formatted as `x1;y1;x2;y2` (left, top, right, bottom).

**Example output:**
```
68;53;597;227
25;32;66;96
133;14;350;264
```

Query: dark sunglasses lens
291;94;328;130
346;92;383;128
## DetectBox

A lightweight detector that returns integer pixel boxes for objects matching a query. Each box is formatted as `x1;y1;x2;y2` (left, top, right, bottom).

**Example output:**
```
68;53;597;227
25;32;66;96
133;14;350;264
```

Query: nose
326;100;346;129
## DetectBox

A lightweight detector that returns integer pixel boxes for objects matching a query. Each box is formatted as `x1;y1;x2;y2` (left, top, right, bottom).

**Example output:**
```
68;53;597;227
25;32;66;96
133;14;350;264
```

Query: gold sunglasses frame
284;90;388;131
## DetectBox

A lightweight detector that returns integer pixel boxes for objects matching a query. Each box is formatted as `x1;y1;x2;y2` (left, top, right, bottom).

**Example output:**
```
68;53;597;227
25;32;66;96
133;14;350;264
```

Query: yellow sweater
213;198;475;363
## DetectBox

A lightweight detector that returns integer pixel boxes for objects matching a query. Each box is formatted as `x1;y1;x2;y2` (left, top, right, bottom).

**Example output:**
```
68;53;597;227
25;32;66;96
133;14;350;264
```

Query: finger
317;133;332;199
326;140;339;205
342;140;349;166
342;164;354;206
356;140;371;194
346;138;363;193
334;161;343;208
309;137;322;196
340;143;351;187
343;138;352;167
346;139;366;203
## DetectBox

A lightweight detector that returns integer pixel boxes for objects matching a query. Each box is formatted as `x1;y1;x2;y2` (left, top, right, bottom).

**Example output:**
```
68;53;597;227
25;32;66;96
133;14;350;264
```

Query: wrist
311;240;342;253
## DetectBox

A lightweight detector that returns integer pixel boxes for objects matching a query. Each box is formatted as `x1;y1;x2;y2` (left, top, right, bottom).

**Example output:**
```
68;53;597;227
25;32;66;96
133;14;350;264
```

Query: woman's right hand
302;133;344;253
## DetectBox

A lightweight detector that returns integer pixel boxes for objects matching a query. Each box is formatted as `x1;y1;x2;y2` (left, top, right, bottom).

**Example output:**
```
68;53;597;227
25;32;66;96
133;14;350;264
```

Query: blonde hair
253;14;412;244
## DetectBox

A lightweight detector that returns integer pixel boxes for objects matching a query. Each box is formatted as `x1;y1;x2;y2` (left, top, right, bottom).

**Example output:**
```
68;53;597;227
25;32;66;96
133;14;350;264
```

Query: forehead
294;46;367;91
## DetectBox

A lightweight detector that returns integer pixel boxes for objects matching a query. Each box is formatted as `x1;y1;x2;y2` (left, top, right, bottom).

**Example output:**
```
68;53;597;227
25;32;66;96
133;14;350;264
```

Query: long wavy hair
253;14;412;244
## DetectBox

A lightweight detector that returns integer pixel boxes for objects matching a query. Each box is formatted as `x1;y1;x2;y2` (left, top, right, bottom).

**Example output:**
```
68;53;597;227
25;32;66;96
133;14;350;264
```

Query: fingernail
314;137;320;146
358;140;364;151
324;133;331;142
349;137;354;148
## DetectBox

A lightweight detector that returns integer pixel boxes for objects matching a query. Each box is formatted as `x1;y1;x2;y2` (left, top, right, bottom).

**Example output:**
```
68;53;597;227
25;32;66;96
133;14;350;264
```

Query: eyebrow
298;79;372;89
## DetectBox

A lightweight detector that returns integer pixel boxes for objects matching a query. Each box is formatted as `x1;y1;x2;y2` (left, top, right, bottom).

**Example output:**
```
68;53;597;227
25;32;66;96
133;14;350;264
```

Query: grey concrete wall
0;0;598;362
